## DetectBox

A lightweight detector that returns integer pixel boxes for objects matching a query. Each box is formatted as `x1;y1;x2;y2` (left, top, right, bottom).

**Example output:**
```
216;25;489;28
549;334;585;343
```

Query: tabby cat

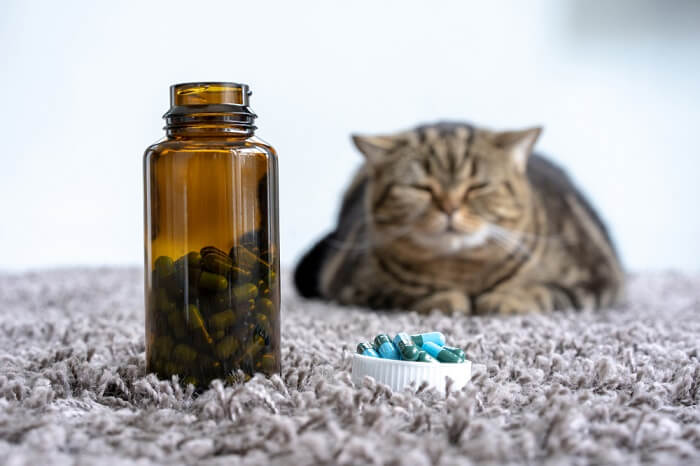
294;122;624;314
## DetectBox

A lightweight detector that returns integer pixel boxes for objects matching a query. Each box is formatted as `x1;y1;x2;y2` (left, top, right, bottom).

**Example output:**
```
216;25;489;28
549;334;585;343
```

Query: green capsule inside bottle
154;256;175;278
209;309;236;331
199;271;228;291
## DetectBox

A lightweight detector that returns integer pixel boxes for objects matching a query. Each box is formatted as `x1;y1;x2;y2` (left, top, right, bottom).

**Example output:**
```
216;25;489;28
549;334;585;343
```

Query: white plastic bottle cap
351;354;472;392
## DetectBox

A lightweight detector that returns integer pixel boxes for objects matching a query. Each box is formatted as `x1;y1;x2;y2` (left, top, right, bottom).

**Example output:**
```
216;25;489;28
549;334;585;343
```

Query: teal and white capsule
410;332;446;348
373;334;400;360
393;332;420;361
357;342;380;358
443;346;466;362
423;341;462;363
416;350;439;363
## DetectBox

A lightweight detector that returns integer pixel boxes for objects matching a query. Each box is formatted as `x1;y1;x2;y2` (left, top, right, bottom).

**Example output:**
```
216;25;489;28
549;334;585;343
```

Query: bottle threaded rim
170;82;251;107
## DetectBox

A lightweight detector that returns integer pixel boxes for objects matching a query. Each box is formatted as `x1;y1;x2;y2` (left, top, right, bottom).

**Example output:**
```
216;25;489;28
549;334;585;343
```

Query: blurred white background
1;0;699;271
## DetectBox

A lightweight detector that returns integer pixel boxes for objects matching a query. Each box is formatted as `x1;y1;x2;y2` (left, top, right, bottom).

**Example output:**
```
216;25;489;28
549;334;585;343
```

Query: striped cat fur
295;122;624;314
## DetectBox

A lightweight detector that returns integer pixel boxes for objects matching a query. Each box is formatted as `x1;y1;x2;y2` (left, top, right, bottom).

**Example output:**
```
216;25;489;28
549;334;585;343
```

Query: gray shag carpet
0;269;699;465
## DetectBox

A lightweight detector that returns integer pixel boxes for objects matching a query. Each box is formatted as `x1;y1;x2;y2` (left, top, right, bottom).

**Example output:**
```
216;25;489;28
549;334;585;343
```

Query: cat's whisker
492;234;531;259
481;219;563;242
487;225;533;258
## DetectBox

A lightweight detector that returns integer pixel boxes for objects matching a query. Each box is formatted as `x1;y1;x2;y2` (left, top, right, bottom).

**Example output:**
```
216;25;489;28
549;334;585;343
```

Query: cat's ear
493;127;542;172
352;134;400;164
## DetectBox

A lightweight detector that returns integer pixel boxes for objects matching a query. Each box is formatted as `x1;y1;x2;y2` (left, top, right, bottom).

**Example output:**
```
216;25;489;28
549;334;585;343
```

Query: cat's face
354;123;541;255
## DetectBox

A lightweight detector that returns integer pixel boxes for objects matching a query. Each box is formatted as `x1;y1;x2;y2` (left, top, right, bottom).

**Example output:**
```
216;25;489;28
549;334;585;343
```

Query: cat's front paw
475;285;557;315
414;290;471;315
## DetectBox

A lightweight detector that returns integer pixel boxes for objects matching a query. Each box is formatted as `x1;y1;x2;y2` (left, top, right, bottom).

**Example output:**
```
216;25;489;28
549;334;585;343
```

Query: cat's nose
440;198;459;216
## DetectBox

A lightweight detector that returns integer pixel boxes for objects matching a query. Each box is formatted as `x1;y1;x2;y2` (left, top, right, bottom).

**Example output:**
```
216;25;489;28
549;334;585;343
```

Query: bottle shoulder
247;135;278;156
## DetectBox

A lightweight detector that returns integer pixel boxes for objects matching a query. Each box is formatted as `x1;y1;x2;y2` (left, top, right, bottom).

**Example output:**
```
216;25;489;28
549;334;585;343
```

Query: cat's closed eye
408;184;436;196
388;185;433;205
465;182;491;197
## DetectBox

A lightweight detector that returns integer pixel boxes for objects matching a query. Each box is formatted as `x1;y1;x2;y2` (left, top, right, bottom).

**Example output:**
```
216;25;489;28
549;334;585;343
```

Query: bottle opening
170;82;250;107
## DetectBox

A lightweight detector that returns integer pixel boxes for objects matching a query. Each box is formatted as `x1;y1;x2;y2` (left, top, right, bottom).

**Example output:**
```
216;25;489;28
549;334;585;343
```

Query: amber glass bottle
143;82;280;388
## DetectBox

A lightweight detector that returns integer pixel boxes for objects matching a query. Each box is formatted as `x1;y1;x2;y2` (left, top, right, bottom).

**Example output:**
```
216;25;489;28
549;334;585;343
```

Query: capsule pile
356;332;466;363
147;243;279;387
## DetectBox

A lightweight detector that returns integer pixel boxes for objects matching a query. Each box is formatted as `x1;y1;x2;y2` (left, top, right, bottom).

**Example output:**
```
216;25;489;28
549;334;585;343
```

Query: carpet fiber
0;269;699;465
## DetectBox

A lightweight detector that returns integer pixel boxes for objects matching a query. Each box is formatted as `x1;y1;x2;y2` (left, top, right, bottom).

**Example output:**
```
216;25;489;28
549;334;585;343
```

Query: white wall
1;0;699;271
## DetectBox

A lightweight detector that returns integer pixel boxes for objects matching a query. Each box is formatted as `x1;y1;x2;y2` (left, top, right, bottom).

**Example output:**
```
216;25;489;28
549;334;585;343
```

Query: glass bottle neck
163;82;257;138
